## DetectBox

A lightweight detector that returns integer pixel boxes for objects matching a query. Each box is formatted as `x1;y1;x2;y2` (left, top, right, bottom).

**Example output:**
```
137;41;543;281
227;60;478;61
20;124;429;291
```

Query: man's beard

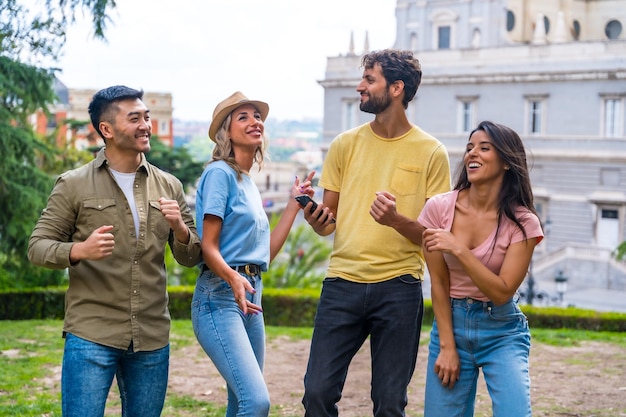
359;90;392;114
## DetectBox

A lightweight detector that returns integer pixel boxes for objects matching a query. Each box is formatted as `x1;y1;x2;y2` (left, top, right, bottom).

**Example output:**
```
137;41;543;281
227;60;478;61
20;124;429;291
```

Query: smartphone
295;195;336;223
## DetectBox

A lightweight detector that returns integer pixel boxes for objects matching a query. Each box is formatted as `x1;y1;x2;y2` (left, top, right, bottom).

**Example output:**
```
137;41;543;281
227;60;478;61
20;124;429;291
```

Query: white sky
55;0;397;121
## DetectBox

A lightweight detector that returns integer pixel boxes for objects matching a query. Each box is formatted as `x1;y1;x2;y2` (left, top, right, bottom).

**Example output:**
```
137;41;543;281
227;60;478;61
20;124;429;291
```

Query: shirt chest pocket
390;164;423;196
148;200;171;241
82;198;119;232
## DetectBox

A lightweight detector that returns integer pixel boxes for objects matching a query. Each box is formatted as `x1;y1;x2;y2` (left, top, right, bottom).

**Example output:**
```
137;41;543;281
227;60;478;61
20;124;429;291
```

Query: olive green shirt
28;149;202;351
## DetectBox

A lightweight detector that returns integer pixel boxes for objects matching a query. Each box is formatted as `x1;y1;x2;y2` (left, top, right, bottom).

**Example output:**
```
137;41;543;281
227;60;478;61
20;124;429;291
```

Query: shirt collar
95;148;149;175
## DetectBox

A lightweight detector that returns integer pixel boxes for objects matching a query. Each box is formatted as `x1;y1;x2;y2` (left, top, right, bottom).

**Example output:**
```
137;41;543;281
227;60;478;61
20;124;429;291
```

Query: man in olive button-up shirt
28;85;201;417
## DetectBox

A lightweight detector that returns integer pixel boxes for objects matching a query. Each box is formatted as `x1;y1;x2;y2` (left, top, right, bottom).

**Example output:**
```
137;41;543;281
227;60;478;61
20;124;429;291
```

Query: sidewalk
562;287;626;313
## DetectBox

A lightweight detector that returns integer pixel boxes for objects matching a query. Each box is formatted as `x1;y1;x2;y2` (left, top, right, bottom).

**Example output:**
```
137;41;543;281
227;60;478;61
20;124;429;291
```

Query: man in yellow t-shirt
300;49;451;417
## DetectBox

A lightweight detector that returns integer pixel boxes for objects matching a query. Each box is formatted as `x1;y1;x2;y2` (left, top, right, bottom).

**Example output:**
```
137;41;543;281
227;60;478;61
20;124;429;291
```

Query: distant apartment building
34;78;174;149
320;0;626;292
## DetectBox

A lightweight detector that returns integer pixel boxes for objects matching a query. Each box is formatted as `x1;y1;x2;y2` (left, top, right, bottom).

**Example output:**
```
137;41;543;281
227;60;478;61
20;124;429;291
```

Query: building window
603;97;623;137
506;9;515;32
438;26;451;49
410;33;418;52
605;20;623;40
530;101;542;133
457;97;477;133
471;28;481;48
161;121;169;135
524;96;547;135
596;207;621;250
342;100;359;131
573;20;581;40
430;10;457;50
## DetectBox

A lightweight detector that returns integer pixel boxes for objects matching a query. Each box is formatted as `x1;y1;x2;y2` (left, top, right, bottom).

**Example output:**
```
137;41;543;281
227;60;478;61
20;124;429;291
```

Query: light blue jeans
424;298;532;417
191;269;269;417
61;333;169;417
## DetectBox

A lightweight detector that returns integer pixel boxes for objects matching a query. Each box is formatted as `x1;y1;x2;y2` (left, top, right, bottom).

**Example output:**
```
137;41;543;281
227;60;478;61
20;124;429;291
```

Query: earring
504;166;510;170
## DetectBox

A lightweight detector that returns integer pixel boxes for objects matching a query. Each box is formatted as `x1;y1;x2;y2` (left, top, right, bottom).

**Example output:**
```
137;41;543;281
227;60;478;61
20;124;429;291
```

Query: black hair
88;85;144;139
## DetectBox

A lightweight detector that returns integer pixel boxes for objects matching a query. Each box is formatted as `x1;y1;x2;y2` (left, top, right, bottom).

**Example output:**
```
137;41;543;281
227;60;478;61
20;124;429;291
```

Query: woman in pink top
418;121;543;417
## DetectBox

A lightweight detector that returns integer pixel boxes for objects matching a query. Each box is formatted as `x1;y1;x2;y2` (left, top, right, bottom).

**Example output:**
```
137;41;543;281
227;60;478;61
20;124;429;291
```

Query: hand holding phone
295;195;336;223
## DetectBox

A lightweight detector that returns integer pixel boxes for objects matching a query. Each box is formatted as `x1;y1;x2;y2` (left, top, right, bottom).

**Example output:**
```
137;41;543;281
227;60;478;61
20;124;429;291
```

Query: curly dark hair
361;49;422;109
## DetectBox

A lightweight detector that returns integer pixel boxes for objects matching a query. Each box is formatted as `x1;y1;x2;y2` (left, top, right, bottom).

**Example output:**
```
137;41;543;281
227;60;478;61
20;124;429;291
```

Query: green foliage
145;136;205;192
0;0;117;289
0;287;66;319
165;248;201;287
0;0;64;63
0;58;67;289
184;133;214;164
263;215;332;289
521;305;626;332
616;241;626;261
7;287;626;332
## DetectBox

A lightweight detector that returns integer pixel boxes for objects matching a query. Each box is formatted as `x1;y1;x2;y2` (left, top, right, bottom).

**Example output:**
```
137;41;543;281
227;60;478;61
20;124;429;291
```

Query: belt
231;264;261;276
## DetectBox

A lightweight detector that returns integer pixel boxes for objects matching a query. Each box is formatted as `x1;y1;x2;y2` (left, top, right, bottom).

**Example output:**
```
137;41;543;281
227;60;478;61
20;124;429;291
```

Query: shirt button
133;290;137;294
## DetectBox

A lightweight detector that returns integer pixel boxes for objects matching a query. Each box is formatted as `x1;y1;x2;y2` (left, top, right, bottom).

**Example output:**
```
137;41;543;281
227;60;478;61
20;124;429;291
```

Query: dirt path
168;334;626;417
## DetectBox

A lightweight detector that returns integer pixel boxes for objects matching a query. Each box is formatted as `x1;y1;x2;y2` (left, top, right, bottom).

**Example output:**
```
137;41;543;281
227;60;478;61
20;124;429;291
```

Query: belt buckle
245;264;253;275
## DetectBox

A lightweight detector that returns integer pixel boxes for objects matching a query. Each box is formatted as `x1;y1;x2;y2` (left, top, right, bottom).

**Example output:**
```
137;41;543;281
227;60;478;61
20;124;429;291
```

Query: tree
0;0;118;289
145;137;205;193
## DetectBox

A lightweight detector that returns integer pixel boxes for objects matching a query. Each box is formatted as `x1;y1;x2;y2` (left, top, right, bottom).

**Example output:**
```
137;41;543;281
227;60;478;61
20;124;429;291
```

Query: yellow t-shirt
320;123;451;283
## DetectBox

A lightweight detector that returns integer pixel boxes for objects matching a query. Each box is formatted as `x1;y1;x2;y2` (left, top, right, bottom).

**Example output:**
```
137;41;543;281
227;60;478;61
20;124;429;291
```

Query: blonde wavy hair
210;111;269;180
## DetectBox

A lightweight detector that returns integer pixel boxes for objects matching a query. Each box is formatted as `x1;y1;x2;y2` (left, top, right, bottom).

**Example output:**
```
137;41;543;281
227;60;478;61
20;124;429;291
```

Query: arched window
506;9;515;32
605;20;623;39
572;20;581;40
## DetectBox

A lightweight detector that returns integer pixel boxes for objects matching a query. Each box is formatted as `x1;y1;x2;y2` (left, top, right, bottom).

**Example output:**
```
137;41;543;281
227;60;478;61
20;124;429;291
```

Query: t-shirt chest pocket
390;164;422;196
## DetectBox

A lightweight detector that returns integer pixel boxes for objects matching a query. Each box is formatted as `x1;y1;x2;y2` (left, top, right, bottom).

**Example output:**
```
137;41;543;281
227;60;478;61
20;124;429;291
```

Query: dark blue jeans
302;275;424;417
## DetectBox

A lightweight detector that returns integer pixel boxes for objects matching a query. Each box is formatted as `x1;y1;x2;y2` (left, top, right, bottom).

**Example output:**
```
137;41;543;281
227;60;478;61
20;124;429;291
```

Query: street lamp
554;270;568;306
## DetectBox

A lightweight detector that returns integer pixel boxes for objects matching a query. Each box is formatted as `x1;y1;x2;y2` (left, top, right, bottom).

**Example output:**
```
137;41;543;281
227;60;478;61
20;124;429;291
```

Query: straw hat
208;91;269;142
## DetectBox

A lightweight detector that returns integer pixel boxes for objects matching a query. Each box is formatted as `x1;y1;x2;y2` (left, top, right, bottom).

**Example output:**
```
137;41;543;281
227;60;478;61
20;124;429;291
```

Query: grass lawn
0;320;624;416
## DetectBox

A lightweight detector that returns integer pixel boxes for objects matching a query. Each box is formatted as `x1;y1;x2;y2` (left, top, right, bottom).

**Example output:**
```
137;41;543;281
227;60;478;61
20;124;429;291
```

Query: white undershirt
110;169;140;237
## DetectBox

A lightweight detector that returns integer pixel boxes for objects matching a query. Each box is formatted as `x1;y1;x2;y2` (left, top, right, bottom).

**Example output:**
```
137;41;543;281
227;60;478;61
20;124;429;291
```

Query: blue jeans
61;333;169;417
191;269;269;417
302;275;424;417
424;298;532;417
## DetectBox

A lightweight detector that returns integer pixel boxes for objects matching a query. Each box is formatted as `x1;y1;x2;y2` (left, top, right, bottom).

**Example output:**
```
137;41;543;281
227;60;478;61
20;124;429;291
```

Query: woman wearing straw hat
191;91;315;417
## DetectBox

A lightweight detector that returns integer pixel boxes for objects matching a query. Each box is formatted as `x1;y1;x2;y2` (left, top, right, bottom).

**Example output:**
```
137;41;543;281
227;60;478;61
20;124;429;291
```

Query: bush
2;287;625;332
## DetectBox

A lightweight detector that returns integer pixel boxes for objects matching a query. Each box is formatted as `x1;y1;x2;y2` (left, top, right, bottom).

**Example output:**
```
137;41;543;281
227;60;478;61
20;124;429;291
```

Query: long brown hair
454;121;538;240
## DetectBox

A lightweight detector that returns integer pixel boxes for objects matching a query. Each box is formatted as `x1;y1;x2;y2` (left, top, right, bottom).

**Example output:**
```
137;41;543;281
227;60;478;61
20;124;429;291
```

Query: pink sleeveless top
418;190;544;301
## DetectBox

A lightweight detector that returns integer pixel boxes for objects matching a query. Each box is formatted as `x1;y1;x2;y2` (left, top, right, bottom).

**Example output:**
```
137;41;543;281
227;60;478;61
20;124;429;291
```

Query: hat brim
208;100;269;142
